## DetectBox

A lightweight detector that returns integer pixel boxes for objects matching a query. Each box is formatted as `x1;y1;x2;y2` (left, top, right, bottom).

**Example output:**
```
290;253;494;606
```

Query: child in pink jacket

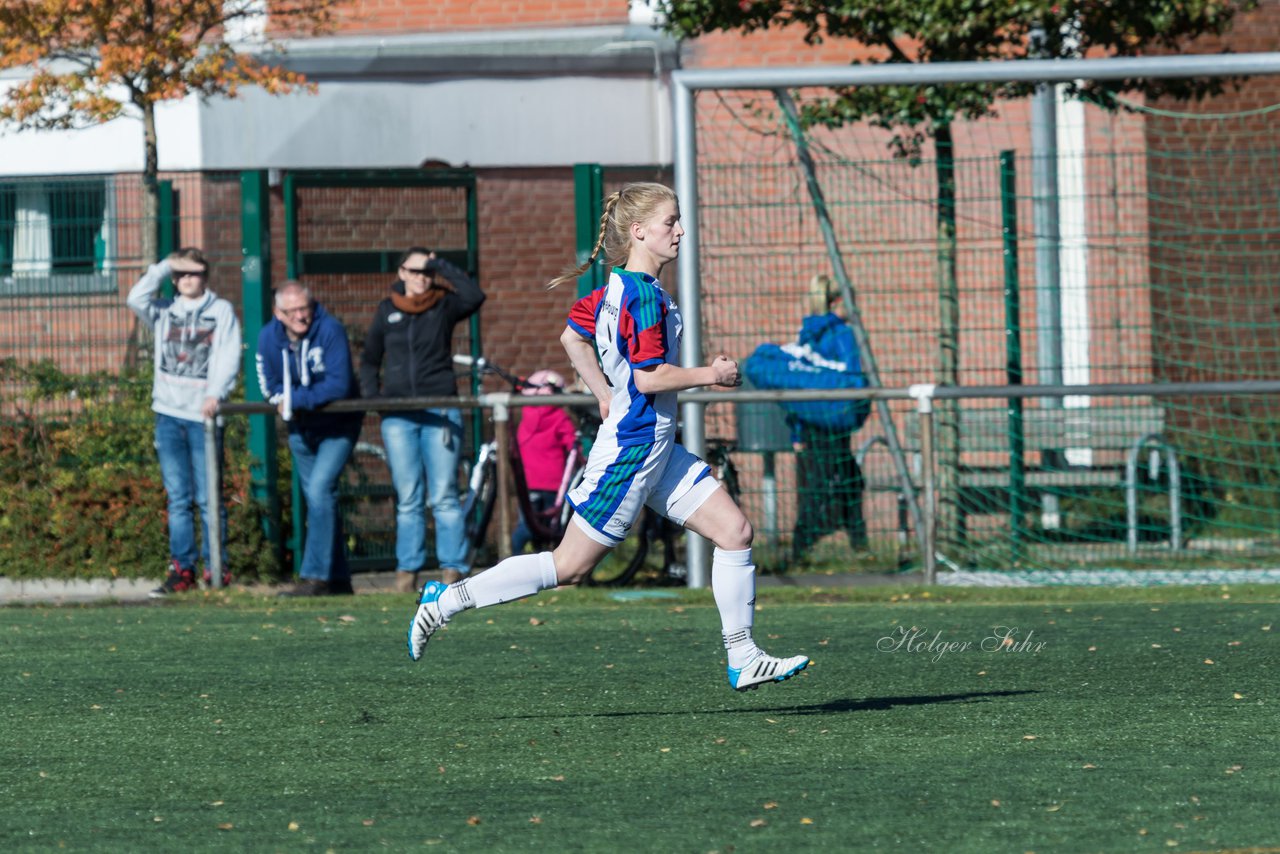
512;370;578;553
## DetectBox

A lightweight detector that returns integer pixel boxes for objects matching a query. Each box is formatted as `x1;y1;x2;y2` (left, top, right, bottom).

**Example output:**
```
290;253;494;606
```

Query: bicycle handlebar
453;353;561;394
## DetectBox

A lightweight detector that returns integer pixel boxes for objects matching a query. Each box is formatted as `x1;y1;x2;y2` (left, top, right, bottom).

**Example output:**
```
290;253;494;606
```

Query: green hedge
0;359;280;581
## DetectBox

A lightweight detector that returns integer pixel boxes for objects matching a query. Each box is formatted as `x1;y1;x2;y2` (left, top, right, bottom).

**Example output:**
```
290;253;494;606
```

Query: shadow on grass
758;689;1038;715
503;690;1037;720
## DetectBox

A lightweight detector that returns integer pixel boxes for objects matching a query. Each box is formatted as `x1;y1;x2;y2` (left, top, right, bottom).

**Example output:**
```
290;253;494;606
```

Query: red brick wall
330;1;628;35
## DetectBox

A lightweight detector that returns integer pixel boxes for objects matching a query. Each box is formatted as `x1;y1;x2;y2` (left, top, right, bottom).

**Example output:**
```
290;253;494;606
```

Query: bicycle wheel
583;507;694;587
467;456;499;550
583;513;651;586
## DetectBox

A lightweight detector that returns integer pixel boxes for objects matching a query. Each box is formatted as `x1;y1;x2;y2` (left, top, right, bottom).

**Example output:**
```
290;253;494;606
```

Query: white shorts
568;441;720;547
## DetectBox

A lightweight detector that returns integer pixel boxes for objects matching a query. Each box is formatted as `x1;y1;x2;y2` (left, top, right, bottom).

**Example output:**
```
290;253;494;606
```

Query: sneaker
150;562;198;599
407;580;449;661
277;578;330;598
202;567;233;588
727;652;810;692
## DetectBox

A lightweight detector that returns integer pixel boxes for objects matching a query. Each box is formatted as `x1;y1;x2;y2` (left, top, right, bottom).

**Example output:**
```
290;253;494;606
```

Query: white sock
712;547;761;669
438;551;557;619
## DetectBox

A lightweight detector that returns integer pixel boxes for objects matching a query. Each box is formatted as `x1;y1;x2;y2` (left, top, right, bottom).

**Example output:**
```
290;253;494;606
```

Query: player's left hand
710;355;741;388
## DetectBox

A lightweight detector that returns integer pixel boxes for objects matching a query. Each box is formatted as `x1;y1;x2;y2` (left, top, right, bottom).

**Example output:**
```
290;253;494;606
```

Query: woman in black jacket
360;247;485;593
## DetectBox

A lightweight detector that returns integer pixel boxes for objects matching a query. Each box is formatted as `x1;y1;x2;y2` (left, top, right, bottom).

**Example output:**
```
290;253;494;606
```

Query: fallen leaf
217;823;234;831
1023;735;1037;741
1046;804;1062;812
529;816;542;825
763;802;778;810
660;748;671;753
210;800;224;806
339;615;356;623
1082;764;1096;770
1233;692;1244;699
362;819;375;827
800;817;814;825
750;818;767;827
991;800;1001;807
288;822;299;831
466;816;482;826
529;618;544;626
1204;659;1215;665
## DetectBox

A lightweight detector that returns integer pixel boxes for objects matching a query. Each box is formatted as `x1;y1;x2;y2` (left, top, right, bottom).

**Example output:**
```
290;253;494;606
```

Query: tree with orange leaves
0;0;346;261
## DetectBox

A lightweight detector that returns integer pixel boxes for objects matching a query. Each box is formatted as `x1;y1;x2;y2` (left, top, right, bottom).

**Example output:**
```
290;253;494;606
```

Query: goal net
675;55;1280;582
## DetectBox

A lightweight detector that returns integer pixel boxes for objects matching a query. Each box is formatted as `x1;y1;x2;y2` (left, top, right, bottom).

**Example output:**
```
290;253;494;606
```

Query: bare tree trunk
125;100;161;372
934;122;961;554
140;100;160;265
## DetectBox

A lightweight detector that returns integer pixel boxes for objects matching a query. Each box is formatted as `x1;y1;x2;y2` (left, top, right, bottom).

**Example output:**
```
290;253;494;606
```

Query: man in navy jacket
256;280;364;596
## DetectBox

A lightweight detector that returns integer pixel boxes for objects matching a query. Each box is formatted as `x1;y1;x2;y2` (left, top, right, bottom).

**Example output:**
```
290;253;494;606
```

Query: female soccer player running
408;182;809;692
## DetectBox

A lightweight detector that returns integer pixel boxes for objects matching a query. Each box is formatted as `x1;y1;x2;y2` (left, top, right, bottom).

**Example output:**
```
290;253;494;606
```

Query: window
0;177;114;295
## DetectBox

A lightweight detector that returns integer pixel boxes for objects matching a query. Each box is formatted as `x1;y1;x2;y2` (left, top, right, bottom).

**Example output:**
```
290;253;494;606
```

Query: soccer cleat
407;580;449;661
726;652;810;691
150;561;198;599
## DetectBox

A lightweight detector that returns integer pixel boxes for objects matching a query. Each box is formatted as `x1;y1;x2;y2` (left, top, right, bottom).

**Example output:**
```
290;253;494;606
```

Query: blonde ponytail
546;192;621;290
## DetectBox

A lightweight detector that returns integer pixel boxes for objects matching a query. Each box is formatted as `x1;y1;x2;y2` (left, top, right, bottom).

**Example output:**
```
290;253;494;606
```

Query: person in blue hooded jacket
256;280;364;596
790;274;868;562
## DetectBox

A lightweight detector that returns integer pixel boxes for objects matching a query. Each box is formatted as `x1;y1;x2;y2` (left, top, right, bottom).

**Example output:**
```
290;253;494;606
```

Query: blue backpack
742;340;870;433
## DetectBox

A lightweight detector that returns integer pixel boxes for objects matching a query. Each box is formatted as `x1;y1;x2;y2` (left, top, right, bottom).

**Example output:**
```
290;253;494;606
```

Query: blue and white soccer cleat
727;652;810;691
407;580;449;661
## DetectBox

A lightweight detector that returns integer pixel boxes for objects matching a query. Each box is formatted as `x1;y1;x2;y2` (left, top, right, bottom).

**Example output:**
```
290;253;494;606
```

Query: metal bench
859;403;1182;552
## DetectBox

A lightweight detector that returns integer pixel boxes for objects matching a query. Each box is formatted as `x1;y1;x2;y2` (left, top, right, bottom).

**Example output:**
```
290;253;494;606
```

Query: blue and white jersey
566;267;683;451
566;267;712;546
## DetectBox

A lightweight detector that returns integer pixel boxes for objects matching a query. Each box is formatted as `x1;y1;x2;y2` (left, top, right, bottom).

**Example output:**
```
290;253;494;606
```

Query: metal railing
204;378;1280;589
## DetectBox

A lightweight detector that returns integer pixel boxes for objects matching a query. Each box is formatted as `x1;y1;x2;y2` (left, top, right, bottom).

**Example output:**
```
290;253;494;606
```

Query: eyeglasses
279;306;312;318
400;265;433;277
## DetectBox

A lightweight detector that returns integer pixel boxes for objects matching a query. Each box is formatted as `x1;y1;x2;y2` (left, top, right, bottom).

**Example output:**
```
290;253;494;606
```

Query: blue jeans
288;431;355;583
154;413;225;570
381;408;468;574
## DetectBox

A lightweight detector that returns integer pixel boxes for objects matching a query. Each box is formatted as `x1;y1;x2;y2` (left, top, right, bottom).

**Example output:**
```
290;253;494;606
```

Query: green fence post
240;170;281;558
573;163;606;297
1000;151;1027;557
157;180;176;298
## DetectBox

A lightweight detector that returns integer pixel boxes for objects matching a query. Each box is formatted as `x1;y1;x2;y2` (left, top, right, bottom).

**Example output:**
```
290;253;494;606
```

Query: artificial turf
1;585;1277;851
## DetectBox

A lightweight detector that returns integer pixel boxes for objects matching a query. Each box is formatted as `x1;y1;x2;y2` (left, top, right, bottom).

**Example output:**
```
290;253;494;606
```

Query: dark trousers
793;425;866;558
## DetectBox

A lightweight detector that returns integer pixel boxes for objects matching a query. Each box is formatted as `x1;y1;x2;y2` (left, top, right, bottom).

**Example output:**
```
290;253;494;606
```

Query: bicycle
452;354;585;559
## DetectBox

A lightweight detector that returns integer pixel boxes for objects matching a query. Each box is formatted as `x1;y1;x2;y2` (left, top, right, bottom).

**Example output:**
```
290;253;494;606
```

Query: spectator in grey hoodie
127;248;241;596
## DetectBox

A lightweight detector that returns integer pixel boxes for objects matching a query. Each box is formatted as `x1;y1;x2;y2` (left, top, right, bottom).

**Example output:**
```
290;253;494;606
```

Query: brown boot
441;568;464;585
394;570;419;594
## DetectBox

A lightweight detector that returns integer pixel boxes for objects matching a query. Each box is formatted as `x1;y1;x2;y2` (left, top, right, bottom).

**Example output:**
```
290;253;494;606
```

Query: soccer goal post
672;52;1280;588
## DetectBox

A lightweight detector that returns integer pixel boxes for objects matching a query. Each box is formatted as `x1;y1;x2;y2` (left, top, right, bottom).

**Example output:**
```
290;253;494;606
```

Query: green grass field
2;584;1278;852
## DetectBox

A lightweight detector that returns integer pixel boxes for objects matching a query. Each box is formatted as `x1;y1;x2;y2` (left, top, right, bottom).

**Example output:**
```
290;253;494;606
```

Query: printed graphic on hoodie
160;310;220;380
